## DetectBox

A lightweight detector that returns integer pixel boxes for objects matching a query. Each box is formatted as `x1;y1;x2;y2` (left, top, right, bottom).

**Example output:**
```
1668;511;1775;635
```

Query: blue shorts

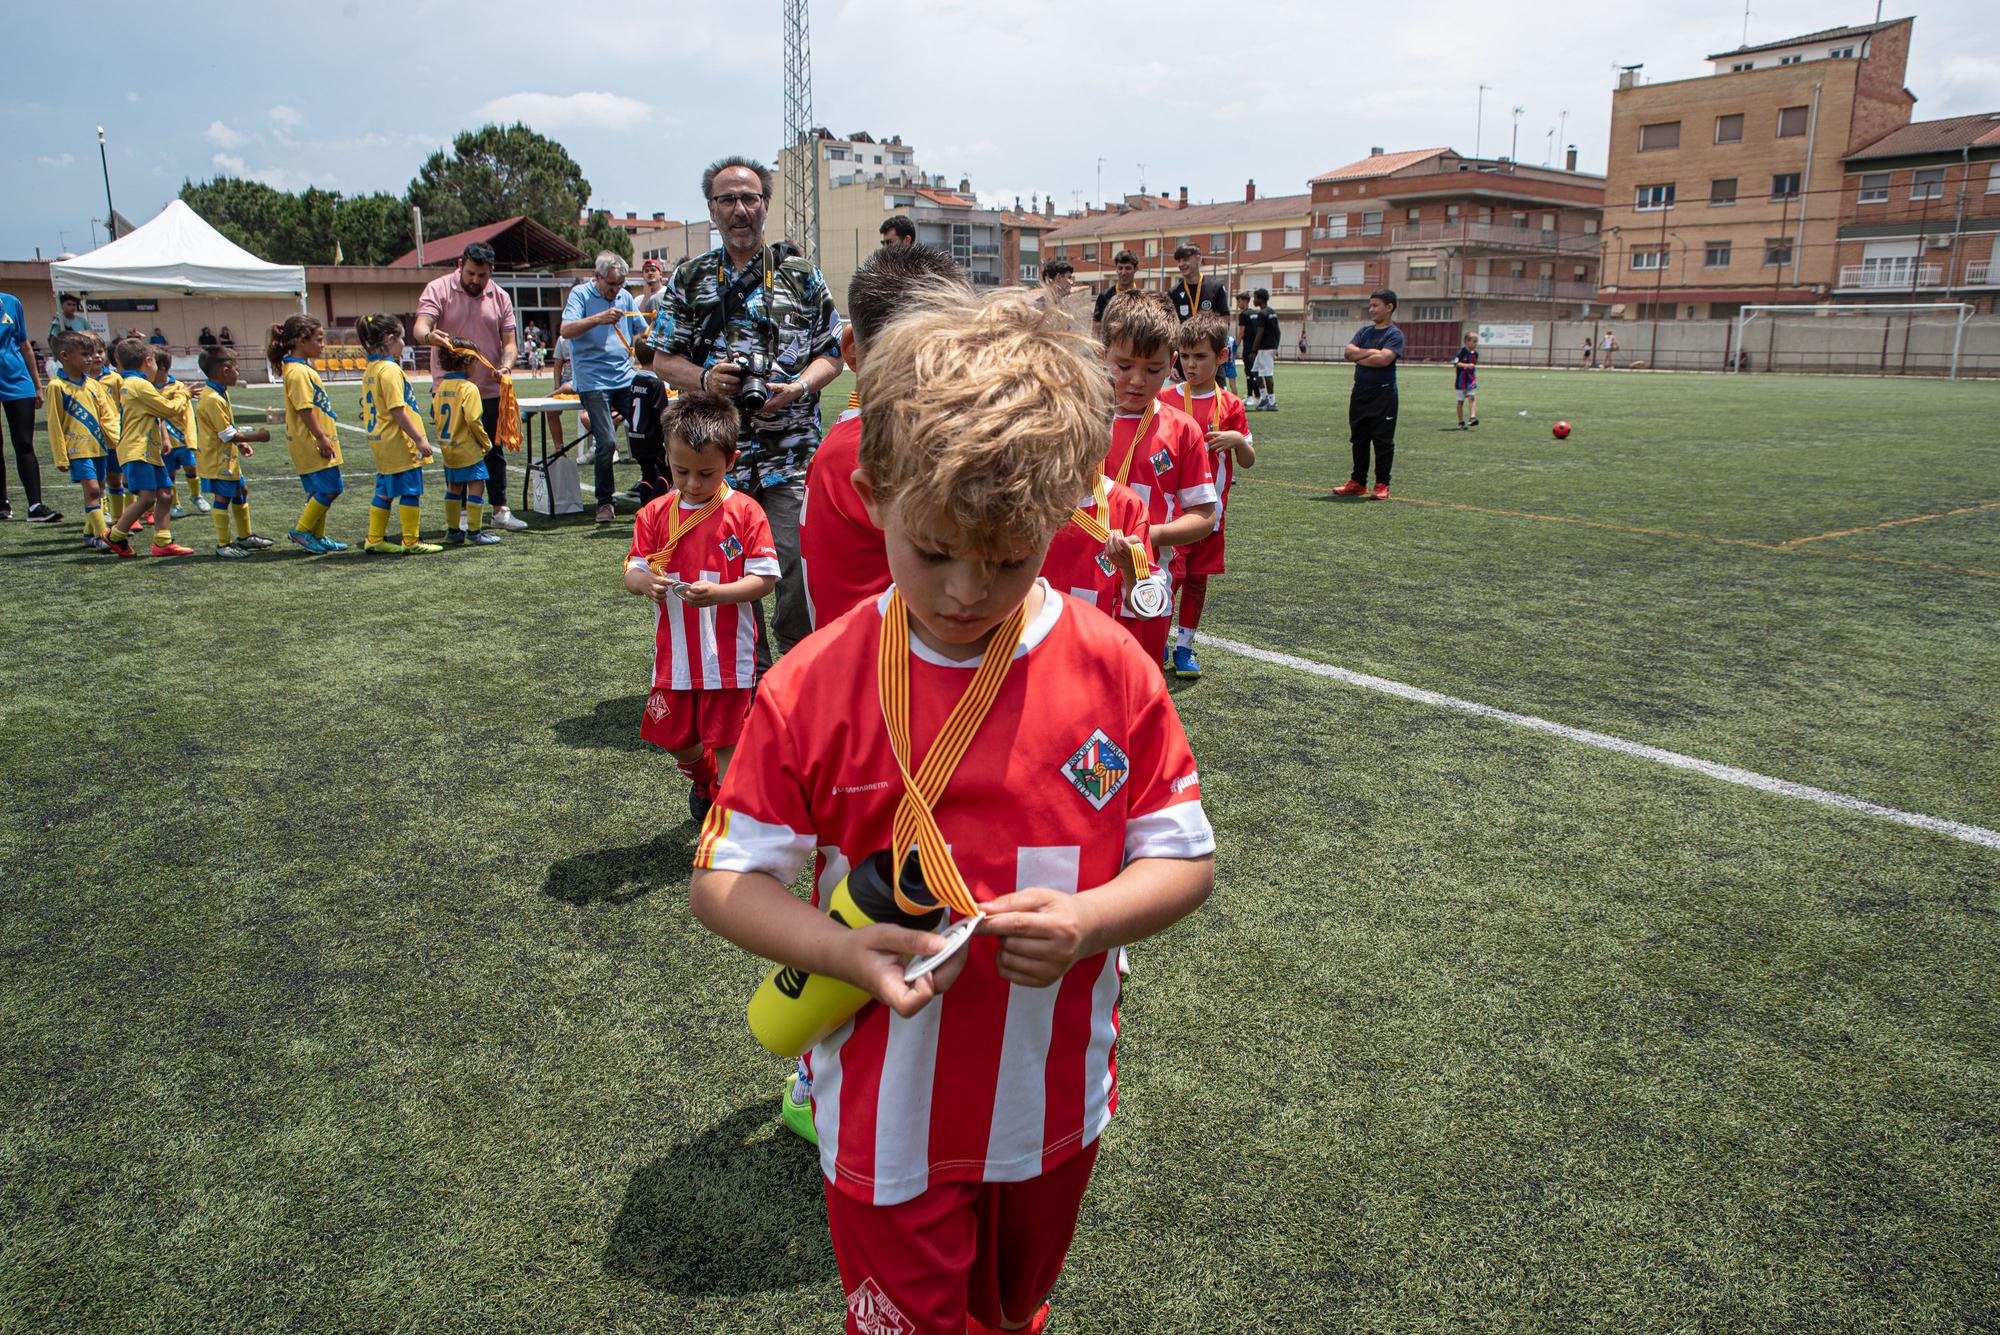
373;468;424;504
124;460;172;492
203;477;247;502
299;465;345;498
68;456;105;483
443;462;489;485
164;446;196;472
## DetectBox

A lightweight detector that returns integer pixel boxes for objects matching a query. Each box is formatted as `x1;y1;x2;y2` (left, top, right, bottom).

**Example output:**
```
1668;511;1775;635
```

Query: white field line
1200;634;2000;852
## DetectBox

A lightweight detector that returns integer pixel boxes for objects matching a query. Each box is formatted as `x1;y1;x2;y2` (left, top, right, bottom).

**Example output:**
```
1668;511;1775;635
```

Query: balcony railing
1836;263;1944;290
1389;222;1600;254
1965;260;1991;285
1454;274;1600;302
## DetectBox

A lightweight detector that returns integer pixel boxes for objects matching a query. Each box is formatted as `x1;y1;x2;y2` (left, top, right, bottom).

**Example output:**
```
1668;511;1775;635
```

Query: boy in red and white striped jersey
624;394;779;822
1159;312;1255;680
691;289;1215;1335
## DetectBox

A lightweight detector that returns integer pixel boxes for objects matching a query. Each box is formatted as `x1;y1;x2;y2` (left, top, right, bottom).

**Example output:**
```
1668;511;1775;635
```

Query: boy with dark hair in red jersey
691;288;1215;1335
1099;292;1217;666
624;394;780;823
799;243;970;631
1158;312;1255;679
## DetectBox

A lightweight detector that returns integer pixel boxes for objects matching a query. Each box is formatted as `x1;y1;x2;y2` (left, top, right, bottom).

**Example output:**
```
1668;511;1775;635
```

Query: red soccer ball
1552;420;1572;439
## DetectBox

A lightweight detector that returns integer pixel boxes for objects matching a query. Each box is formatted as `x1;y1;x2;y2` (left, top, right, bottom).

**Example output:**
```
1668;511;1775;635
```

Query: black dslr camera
733;350;772;413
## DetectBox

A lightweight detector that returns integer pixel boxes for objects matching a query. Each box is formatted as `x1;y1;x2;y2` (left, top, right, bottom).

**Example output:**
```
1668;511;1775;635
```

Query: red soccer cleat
1331;480;1367;497
149;541;195;557
1371;483;1391;501
968;1303;1050;1335
105;534;138;558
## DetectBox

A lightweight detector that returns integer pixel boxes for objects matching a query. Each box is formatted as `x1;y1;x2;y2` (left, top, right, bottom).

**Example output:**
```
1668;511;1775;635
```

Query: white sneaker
194;495;213;514
169;505;187;520
491;508;529;532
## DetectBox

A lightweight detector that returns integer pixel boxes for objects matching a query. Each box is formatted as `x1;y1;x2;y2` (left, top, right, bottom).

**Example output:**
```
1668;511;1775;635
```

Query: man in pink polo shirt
413;243;527;531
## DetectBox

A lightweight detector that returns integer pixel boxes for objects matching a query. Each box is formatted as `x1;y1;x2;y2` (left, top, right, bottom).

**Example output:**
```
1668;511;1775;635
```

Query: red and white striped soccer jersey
695;582;1214;1206
1158;383;1249;540
799;413;891;631
1041;476;1157;628
625;489;780;691
1105;404;1218;539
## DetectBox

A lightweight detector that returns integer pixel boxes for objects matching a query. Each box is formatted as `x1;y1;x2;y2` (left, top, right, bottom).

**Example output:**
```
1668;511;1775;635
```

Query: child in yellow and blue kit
431;344;501;546
152;353;202;521
269;314;347;555
91;345;131;530
195;344;275;558
103;337;192;557
43;329;114;551
356;313;440;554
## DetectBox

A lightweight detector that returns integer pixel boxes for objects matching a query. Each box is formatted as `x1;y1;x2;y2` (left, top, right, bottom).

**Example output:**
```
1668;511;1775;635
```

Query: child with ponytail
268;315;347;554
355;314;439;554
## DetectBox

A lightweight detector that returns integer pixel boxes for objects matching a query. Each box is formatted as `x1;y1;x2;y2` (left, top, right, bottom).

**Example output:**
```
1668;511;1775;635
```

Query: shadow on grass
552;695;652;753
603;1102;832;1297
542;818;700;906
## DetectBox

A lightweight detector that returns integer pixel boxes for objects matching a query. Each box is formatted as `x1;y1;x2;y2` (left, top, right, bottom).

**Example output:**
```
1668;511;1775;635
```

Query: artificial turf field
2;362;1996;1332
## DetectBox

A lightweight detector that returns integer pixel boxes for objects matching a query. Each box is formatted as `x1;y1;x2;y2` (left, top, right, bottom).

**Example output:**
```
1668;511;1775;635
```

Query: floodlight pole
97;126;117;241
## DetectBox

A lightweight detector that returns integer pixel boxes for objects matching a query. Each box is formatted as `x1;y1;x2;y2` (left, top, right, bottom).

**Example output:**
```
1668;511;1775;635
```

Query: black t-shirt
1257;308;1283;353
1169;274;1230;323
1094;283;1138;324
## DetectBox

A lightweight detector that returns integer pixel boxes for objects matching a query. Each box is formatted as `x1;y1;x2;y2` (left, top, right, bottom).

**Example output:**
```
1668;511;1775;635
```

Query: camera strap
691;245;778;368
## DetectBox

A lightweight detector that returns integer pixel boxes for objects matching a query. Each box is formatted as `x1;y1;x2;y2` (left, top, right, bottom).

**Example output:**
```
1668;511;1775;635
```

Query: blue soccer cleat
1171;644;1202;679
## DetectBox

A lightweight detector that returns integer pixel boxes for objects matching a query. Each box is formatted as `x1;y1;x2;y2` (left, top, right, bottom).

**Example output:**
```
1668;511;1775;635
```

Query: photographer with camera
560;251;642;524
651;156;843;658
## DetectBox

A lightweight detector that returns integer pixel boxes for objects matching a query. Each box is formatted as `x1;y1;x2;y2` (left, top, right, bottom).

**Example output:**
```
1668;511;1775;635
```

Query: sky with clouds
5;0;1995;259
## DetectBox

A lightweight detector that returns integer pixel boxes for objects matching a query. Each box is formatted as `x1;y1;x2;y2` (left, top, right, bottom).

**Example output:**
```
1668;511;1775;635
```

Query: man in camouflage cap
651;155;843;658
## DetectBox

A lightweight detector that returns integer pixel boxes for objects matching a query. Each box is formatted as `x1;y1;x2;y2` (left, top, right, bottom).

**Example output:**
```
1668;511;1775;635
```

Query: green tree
579;210;634;263
333;193;414;267
178;177;301;258
178;178;410;265
407;123;598;246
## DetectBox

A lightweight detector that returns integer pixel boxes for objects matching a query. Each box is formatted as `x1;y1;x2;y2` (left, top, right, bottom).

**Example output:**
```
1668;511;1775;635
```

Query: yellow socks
153;523;173;545
444;497;462;529
299;497;328;537
232;503;251;539
212;508;235;547
466;500;483;534
84;505;105;538
367;505;390;546
398;503;421;546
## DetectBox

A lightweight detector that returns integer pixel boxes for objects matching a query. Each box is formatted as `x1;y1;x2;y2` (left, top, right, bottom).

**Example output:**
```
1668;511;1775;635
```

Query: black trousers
1;396;43;508
1348;388;1397;486
479;394;510;506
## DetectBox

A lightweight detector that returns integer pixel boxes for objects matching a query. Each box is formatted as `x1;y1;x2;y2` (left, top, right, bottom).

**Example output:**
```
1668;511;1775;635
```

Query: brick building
1599;17;1917;320
1306;147;1605;359
1832;112;2000;311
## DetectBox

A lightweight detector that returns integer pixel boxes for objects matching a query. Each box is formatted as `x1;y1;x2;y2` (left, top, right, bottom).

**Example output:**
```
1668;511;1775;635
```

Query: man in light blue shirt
560;251;642;523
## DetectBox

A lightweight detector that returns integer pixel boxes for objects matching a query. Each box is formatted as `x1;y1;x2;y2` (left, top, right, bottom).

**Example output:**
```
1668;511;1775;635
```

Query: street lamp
97;126;117;241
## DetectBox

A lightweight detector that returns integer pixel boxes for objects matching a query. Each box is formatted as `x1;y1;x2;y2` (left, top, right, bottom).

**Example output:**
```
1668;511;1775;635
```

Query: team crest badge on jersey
1062;729;1130;811
1150;447;1172;476
719;534;743;560
645;690;672;722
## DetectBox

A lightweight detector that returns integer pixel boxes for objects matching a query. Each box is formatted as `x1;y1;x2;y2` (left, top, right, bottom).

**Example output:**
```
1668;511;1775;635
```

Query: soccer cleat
782;1069;819;1146
490;509;528;532
318;537;349;552
1458;421;1469;430
169;505;186;520
214;544;249;559
688;785;714;826
26;503;62;523
364;540;406;554
0;504;11;521
1172;644;1202;679
105;534;137;558
400;540;444;554
288;528;328;554
1469;416;1479;426
149;541;194;557
1371;483;1391;501
1331;480;1367;497
968;1303;1050;1335
83;534;110;552
194;495;213;514
469;530;503;545
235;535;275;550
443;528;467;545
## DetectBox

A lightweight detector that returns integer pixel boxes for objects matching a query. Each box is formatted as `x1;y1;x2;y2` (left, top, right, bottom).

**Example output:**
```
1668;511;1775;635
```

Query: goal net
1732;303;1977;379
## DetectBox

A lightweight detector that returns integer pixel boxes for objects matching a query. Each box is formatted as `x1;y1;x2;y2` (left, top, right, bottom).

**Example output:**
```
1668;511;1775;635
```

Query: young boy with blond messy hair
691;288;1215;1335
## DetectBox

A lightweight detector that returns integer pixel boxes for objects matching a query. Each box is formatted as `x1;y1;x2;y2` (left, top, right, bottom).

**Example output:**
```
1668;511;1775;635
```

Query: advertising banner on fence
1478;323;1535;348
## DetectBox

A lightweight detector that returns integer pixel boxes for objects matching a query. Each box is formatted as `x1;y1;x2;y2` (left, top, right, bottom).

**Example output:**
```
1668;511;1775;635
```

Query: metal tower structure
782;0;820;264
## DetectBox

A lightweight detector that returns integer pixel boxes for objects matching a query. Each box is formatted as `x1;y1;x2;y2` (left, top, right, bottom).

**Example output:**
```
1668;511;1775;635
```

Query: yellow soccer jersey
361;356;424;474
88;375;121;445
45;373;109;463
282;357;341;474
115;373;187;467
431;375;491;470
194;384;244;481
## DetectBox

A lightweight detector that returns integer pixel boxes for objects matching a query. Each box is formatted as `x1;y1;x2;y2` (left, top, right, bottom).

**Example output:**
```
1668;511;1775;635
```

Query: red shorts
638;686;752;752
824;1139;1099;1335
1181;525;1225;576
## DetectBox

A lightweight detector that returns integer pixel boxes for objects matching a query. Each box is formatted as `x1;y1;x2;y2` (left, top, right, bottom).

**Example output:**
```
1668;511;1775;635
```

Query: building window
1361;212;1382;236
1635;183;1676;211
1412;304;1453;320
1731;61;1755;71
1583;217;1600;234
1778;54;1803;65
1988;164;2000;194
1406;207;1421;224
1211;234;1227;252
1144;239;1157;257
1715;113;1745;144
1284;228;1303;248
1630;248;1666;271
1830;45;1855;57
1573;265;1590;282
1282;271;1302;291
1081;244;1096;263
1776;105;1810;137
1771;173;1801;200
1408;260;1437;280
1639;121;1681;151
1854;172;1890;204
1509;261;1527;278
1710;177;1738;206
1244;230;1263;251
1764;237;1794;267
1911;168;1946;200
1704;242;1733;267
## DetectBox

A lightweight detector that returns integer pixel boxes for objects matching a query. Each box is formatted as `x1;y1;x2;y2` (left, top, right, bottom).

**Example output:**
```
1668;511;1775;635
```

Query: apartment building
1042;183;1314;344
1306;147;1605;356
1833;112;2000;311
769;128;969;307
1599;17;1917;320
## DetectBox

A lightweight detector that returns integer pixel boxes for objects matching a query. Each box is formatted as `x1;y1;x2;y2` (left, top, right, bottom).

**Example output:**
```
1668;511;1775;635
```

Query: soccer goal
1731;302;1977;380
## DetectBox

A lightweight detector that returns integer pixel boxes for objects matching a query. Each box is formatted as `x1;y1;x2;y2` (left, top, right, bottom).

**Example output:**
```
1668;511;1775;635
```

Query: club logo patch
719;534;743;560
847;1278;911;1335
1095;552;1117;577
1062;729;1130;811
645;690;672;721
1149;447;1172;476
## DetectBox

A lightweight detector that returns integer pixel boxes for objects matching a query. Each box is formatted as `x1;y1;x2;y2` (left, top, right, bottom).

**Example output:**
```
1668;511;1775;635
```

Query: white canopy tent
50;200;306;305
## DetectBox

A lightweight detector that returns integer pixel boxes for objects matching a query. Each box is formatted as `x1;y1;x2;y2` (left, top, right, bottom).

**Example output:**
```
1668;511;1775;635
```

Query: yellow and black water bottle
746;851;945;1057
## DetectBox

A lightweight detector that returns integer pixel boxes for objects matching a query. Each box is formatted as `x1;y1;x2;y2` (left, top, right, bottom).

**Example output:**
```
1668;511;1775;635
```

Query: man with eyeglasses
650;155;843;661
